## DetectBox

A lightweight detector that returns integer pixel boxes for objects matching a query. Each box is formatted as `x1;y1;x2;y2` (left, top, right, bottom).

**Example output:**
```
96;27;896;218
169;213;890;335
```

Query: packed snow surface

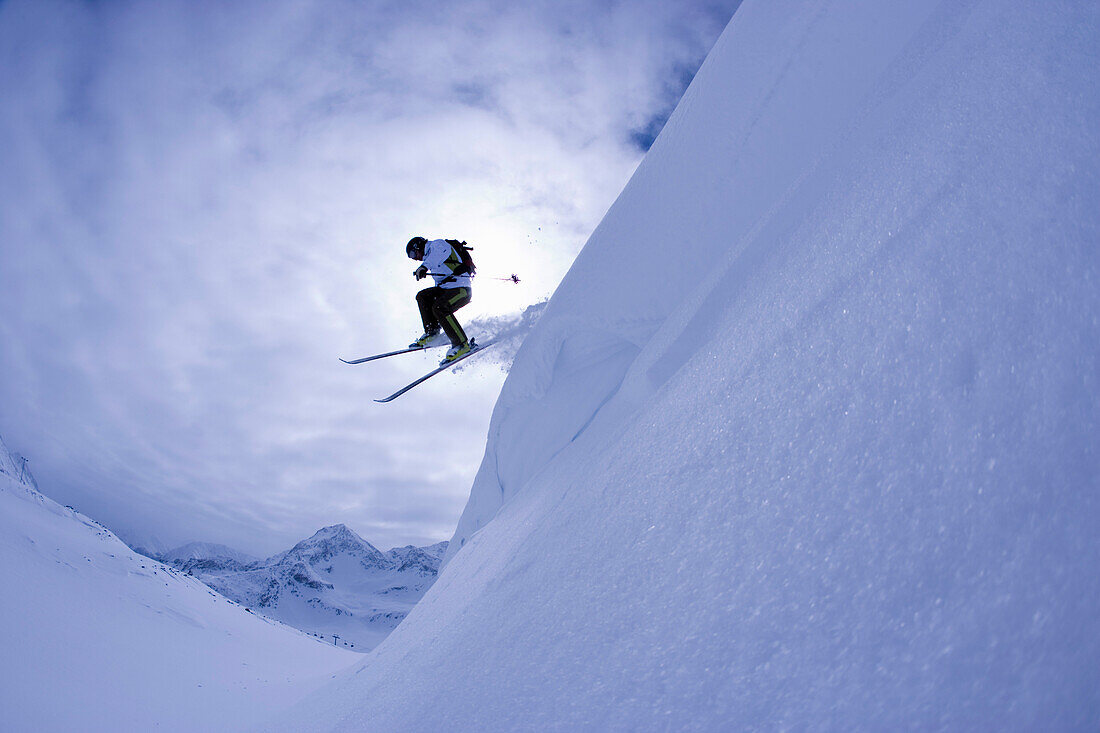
274;0;1100;730
0;438;356;732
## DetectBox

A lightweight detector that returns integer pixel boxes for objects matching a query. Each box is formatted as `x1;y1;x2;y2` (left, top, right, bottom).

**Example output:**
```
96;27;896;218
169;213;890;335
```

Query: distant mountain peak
161;525;451;651
288;524;383;560
299;523;360;544
311;523;357;540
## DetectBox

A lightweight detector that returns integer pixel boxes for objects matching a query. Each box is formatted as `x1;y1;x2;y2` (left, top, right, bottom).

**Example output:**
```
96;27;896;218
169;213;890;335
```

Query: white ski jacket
423;239;472;290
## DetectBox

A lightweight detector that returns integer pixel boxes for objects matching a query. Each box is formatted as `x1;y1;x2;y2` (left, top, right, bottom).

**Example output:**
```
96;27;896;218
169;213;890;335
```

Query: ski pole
423;272;521;283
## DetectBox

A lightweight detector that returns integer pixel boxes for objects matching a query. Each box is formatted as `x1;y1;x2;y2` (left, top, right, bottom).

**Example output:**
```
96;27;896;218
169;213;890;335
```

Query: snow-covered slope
273;0;1100;730
0;438;356;732
162;526;447;651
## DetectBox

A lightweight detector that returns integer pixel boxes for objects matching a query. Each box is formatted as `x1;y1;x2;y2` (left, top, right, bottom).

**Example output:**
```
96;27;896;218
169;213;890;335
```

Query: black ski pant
416;286;471;347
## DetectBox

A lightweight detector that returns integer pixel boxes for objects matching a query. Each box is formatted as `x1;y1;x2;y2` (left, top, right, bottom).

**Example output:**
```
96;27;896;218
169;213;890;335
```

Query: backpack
444;239;477;277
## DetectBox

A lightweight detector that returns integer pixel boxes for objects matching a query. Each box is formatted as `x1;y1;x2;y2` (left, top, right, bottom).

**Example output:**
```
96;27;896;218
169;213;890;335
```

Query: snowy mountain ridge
158;540;259;566
157;524;448;651
0;433;36;490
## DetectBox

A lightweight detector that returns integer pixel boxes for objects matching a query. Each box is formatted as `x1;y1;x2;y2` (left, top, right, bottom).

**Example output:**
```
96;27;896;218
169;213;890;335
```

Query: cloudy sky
0;0;739;556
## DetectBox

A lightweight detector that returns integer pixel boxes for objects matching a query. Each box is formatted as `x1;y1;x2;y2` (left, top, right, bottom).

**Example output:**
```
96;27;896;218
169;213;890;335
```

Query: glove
414;265;428;281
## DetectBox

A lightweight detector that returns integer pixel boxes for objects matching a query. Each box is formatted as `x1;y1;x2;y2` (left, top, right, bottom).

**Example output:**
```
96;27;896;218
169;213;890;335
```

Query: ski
340;341;446;365
374;340;496;403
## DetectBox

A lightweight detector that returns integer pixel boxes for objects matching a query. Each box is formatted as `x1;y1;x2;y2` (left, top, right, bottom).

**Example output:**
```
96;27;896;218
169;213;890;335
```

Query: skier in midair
406;236;474;364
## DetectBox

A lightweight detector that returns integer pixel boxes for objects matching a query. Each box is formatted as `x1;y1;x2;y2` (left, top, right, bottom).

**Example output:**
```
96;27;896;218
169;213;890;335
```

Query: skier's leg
433;288;471;346
416;287;443;334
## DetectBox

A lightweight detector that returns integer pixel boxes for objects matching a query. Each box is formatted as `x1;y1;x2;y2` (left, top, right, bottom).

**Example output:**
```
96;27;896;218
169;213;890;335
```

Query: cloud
0;0;738;555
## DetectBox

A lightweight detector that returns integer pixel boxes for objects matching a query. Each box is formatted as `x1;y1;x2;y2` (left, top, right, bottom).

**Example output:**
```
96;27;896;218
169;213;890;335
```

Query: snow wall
276;0;1100;729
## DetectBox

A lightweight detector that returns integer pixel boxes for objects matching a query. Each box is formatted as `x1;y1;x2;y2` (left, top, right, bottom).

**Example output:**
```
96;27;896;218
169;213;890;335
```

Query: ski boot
440;339;475;365
409;330;440;349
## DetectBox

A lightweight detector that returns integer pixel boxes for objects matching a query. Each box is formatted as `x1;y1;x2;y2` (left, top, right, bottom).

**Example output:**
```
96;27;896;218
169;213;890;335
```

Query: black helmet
406;236;427;259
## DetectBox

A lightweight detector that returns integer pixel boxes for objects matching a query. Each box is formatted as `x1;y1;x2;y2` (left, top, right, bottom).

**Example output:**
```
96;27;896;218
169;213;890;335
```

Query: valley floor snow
0;465;357;732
